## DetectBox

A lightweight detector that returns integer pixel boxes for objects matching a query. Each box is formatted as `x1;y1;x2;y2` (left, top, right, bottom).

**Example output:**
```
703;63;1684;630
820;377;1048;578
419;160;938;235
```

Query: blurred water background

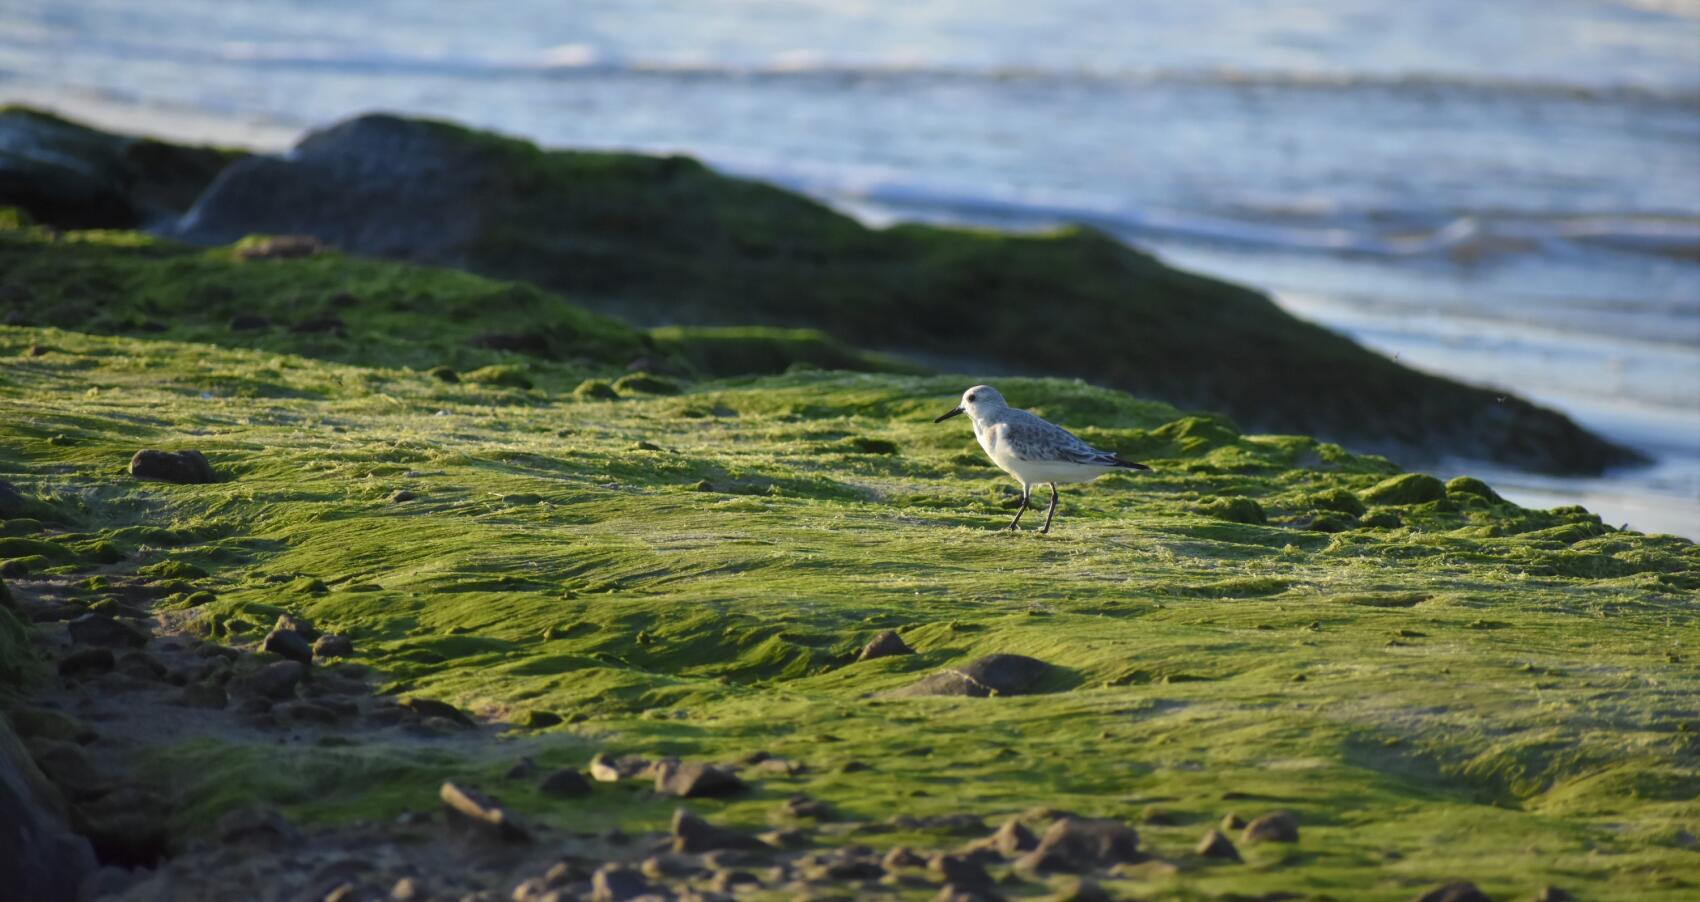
4;0;1697;536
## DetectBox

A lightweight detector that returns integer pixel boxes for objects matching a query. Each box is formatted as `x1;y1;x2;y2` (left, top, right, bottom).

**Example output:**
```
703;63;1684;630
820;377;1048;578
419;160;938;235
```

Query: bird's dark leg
1006;486;1030;531
1040;483;1059;534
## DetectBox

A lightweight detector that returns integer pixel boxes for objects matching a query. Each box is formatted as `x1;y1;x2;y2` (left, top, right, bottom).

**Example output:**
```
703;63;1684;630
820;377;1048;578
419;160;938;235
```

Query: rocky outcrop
0;106;243;230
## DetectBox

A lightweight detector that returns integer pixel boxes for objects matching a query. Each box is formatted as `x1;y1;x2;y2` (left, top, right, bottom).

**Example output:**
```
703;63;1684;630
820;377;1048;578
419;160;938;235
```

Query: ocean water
4;0;1697;536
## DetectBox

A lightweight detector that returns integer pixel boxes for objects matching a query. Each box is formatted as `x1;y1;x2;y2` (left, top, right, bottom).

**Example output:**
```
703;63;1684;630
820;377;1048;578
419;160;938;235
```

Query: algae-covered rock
1363;473;1447;506
1195;496;1266;525
425;365;459;383
1446;476;1504;503
1304;488;1366;517
573;379;619;400
612;372;680;396
160;112;1637;474
0;106;243;229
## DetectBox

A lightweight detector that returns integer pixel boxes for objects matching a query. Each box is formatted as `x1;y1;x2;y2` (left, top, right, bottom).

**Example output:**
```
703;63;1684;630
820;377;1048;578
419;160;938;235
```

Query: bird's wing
1004;414;1122;466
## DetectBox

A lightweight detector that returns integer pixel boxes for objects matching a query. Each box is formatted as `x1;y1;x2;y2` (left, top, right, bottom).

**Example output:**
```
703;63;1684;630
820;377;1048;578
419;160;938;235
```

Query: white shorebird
934;385;1150;533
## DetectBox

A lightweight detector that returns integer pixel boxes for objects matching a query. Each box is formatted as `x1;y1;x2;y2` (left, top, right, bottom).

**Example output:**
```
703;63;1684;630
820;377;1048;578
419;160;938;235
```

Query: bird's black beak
934;407;965;423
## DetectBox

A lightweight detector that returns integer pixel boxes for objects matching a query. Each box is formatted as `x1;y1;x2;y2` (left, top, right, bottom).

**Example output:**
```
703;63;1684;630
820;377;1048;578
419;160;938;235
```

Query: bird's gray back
996;408;1116;465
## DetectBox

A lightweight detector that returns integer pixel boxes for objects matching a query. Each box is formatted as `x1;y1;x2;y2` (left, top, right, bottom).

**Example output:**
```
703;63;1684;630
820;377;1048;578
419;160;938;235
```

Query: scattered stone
273;613;320;640
838;760;871;773
26;739;105;799
390;877;424;900
505;757;538;780
264;627;314;664
228;314;271;331
1241;810;1300;844
886;654;1052;698
1139;805;1178;825
127;449;215;484
426;366;459;383
58;648;115;677
1413;882;1491;902
779;794;829;819
538;768;592;798
66;614;148;648
114;651;167;680
882;846;927;870
654;760;746;798
1220;812;1246;830
408;716;468;738
390;489;416;503
314;634;354;658
672;809;764;853
754;757;806;776
857;630;914;661
710;869;760;892
242;661;306;700
1195;829;1241;862
399;697;474;727
525;711;562;729
935;884;1002;902
757;828;810;849
888;813;987;834
573;379;619;401
929;853;993;890
588;753;650;782
962;817;1037;857
439;782;530;844
590;866;656;902
215;805;301;845
1016;817;1142;874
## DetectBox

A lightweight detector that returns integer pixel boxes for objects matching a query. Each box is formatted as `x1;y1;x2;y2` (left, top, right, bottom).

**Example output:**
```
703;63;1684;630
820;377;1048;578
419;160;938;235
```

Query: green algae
0;325;1696;899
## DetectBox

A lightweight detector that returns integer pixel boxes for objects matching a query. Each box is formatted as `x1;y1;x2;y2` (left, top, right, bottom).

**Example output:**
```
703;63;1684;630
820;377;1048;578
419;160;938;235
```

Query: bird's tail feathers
1112;457;1152;471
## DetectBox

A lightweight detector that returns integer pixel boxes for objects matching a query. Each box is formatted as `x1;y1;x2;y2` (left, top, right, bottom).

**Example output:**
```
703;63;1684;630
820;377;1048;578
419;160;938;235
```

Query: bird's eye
967;394;977;402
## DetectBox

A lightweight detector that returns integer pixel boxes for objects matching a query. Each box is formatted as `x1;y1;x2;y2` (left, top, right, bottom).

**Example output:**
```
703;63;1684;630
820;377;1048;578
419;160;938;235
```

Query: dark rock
757;827;810;849
241;661;305;700
314;634;354;658
928;853;993;890
274;613;320;640
439;782;530;844
57;648;115;677
0;106;242;229
1016;817;1142;874
127;449;215;484
962;817;1037;857
505;757;538;780
228;314;271;331
1220;812;1246;830
1195;829;1241;862
6;708;90;743
538;768;592;798
399;697;474;727
886;654;1052;698
709;869;760;892
114;651;167;680
390;490;415;503
934;884;1003;902
888;813;987;834
654;760;746;798
838;760;871;773
672;809;764;853
1413;882;1492;902
263;627;314;664
215;805;302;845
66;615;148;648
779;794;829;819
882;847;927;870
1533;888;1574;902
1241;810;1300;844
25;740;105;800
1140;805;1178;825
857;630;914;661
590;866;656;902
72;785;172;868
